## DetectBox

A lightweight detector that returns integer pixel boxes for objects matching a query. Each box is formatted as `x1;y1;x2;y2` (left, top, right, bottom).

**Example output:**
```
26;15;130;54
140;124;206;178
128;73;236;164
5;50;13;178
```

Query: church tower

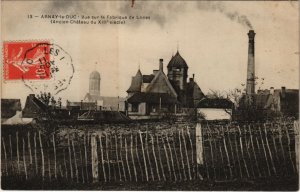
167;51;188;105
89;71;101;97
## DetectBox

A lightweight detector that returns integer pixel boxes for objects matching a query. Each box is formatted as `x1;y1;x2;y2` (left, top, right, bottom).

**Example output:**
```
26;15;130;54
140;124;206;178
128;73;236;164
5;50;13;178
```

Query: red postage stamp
3;41;51;80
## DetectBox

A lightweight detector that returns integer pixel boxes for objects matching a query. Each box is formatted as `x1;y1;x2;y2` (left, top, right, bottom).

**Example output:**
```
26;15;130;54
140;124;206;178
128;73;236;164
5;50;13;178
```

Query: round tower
89;71;101;96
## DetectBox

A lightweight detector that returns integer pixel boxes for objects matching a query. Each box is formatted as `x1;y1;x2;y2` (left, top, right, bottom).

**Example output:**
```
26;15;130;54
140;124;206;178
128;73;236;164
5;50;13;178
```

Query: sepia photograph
1;0;299;190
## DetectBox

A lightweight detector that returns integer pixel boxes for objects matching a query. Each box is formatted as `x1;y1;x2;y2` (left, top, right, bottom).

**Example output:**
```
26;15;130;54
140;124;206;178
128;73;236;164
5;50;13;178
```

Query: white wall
197;108;232;120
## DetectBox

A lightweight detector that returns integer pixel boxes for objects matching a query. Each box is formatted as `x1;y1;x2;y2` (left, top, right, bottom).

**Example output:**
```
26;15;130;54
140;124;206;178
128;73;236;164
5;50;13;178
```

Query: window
132;103;139;112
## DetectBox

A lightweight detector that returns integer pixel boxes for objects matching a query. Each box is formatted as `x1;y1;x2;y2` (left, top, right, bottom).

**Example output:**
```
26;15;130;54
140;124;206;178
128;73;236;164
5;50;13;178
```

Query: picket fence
1;121;299;184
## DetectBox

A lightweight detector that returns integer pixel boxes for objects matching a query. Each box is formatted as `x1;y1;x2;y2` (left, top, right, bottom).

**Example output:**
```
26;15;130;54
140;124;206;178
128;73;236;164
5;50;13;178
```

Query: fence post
278;124;288;175
146;130;155;181
264;124;277;175
38;131;45;180
22;138;28;180
248;125;261;177
207;126;216;179
16;132;20;174
258;125;271;176
84;134;89;182
72;137;79;183
91;134;98;183
68;133;73;180
79;145;85;183
156;134;166;181
27;132;33;164
103;133;110;181
124;137;132;181
243;126;255;178
237;126;250;178
294;121;299;173
162;134;172;181
47;141;52;181
99;134;107;182
110;134;117;182
283;122;296;173
115;134;122;181
139;131;149;181
52;134;57;179
150;134;160;181
63;148;68;179
119;134;127;181
2;137;8;176
9;135;13;173
171;132;182;181
34;132;38;175
221;126;232;179
178;129;187;180
186;126;196;179
131;134;138;182
166;133;177;181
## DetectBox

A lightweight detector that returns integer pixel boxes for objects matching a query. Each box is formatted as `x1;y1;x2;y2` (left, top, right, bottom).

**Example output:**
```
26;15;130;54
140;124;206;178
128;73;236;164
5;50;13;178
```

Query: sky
1;1;299;106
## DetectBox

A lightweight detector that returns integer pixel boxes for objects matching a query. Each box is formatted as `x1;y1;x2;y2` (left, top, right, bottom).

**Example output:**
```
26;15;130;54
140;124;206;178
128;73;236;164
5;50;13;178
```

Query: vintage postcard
1;0;299;190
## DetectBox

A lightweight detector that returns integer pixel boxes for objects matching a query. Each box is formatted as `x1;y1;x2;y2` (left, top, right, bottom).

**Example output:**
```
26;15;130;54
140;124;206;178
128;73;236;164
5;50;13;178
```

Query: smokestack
159;58;163;71
246;30;256;95
281;86;286;98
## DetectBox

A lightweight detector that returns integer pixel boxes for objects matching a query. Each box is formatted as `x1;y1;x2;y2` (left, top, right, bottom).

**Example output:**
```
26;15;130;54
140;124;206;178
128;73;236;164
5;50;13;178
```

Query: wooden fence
1;121;298;184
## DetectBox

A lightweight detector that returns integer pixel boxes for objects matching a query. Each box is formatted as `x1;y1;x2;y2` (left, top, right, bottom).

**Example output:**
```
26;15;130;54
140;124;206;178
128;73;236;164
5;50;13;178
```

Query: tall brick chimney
246;30;256;95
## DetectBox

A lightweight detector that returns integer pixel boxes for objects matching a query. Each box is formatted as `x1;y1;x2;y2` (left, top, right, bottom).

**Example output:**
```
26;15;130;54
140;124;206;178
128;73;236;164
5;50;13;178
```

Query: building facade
126;51;205;119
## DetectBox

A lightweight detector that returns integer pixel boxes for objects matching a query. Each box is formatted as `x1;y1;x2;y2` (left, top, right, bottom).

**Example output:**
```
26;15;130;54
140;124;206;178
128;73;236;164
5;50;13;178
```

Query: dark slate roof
196;98;233;109
127;92;178;104
142;75;155;83
127;69;143;93
90;71;101;79
167;51;188;69
187;81;205;100
1;99;22;118
254;94;272;109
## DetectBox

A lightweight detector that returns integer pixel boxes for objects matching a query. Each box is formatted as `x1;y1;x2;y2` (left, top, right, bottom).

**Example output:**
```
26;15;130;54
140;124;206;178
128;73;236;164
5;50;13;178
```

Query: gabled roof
167;51;188;69
145;70;178;98
127;92;178;104
197;98;234;109
187;81;205;100
127;69;143;93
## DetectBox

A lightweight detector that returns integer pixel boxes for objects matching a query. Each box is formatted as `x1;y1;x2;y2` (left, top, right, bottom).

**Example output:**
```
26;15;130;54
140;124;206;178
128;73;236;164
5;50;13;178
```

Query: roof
142;75;155;83
167;51;188;69
90;71;101;79
187;81;205;100
22;94;48;118
196;98;234;109
1;99;22;118
127;92;178;104
254;94;273;109
127;69;143;93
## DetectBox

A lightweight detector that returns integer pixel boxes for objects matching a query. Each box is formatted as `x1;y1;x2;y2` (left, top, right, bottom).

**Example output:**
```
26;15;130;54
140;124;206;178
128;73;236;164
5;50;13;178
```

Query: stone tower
246;30;256;95
89;71;101;97
167;51;188;105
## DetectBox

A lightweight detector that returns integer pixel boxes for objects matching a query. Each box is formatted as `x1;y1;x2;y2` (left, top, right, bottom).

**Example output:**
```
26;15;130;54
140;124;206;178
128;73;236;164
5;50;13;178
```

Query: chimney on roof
193;74;195;80
159;59;163;71
246;30;256;95
281;86;286;98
